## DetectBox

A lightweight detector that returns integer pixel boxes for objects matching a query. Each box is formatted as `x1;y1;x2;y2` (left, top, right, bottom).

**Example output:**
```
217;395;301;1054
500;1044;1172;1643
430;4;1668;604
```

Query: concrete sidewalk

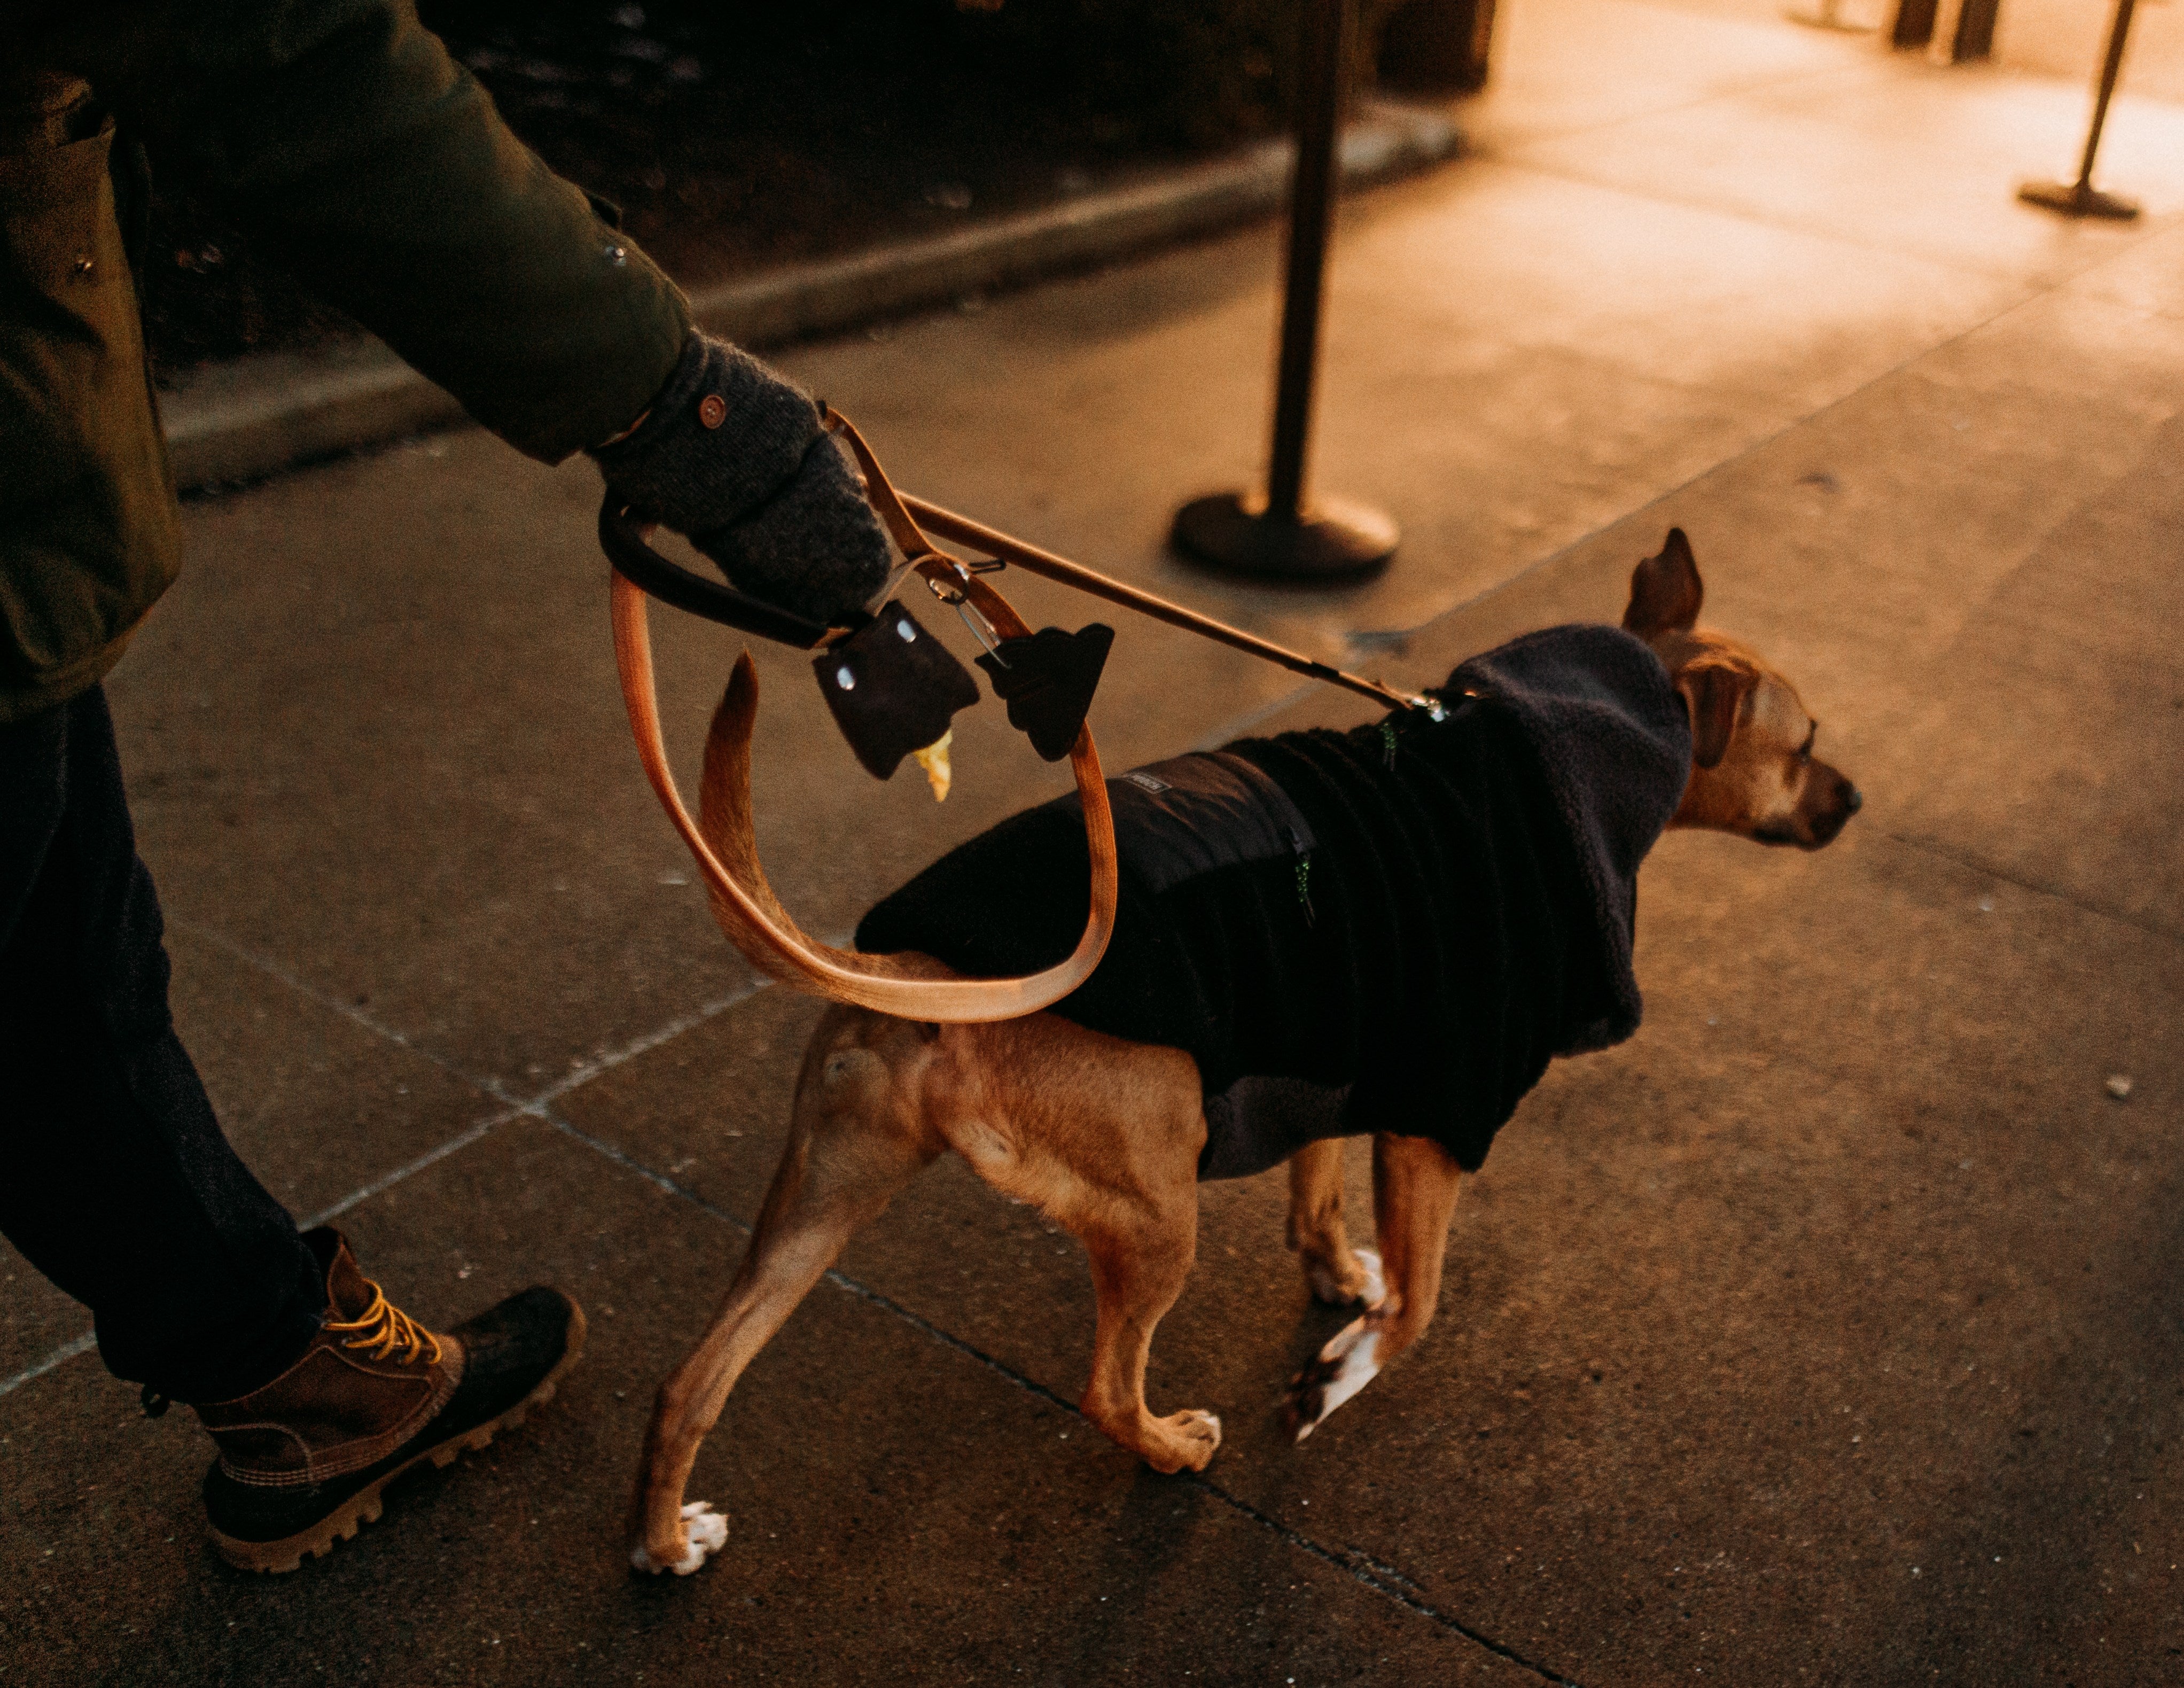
4;1;2181;1681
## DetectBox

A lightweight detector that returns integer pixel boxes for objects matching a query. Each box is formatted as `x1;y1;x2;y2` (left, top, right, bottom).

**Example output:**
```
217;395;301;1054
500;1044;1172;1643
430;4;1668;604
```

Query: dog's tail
696;655;799;943
669;640;1113;1021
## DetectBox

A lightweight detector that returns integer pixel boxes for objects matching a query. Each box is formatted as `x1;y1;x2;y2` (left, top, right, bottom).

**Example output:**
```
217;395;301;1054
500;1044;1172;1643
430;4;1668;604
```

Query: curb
161;103;1459;492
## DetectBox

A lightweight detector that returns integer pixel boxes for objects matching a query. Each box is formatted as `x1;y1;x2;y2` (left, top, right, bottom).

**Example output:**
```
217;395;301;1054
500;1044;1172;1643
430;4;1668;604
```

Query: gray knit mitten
591;333;892;625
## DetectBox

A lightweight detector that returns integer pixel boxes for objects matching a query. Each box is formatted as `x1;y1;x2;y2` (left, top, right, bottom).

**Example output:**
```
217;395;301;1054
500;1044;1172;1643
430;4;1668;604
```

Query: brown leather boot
192;1227;584;1573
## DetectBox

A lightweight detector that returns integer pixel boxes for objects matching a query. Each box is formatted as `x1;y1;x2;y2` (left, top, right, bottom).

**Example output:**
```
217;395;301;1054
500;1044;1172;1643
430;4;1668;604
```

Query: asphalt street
4;1;2181;1681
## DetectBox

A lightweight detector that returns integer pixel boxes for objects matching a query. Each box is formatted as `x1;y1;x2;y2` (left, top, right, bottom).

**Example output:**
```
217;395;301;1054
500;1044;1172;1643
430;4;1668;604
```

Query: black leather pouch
976;624;1114;761
814;601;981;780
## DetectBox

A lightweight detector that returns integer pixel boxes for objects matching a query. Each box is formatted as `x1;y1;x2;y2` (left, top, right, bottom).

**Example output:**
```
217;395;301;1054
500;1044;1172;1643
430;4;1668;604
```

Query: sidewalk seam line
1499;142;2172;287
1348;280;2087;669
1482;50;2177;290
0;920;767;1401
1878;829;2184;947
1473;51;1898;154
171;915;769;1109
0;1334;98;1401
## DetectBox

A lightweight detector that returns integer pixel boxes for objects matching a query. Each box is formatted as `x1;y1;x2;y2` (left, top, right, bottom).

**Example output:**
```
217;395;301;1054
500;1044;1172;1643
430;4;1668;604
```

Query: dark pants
1;686;323;1403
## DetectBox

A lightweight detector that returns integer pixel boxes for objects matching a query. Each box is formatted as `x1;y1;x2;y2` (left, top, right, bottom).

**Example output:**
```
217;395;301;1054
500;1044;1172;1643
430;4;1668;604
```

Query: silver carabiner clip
925;563;1010;666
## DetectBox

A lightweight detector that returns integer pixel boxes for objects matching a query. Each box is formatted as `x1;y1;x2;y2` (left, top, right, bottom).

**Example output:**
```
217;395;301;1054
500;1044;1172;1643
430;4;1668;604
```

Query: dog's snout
1791;768;1862;849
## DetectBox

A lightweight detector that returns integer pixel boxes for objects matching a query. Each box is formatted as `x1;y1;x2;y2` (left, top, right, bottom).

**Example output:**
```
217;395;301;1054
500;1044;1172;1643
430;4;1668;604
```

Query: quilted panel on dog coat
856;624;1691;1178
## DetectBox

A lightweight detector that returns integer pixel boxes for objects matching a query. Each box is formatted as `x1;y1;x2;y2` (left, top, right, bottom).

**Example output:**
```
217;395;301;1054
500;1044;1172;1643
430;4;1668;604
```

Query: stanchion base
1171;492;1398;581
2018;179;2141;220
1783;6;1875;30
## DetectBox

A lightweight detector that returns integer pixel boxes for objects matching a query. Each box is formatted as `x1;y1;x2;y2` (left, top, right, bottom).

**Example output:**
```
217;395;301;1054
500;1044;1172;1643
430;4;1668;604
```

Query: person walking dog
3;0;892;1572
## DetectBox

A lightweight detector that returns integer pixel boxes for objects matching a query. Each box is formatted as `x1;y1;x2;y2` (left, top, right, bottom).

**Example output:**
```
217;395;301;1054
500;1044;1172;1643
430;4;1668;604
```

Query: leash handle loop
598;497;838;649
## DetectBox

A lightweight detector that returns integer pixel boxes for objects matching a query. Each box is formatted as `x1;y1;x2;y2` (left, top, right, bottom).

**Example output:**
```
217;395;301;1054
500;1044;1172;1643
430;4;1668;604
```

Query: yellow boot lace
325;1280;444;1366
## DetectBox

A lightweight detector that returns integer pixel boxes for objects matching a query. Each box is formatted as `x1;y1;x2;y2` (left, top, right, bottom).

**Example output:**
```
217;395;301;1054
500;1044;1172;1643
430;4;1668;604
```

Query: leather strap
602;407;1435;715
611;421;1120;1022
898;493;1438;717
821;411;1066;685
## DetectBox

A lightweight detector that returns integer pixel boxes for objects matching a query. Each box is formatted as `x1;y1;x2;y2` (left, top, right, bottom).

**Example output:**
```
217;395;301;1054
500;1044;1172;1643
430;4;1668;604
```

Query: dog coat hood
1446;623;1691;1054
857;624;1690;1178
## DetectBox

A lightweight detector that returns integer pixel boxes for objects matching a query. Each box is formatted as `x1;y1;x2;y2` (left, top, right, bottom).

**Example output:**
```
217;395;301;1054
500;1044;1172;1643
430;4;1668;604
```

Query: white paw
1354;1247;1386;1310
675;1501;729;1573
629;1501;729;1576
1290;1319;1381;1443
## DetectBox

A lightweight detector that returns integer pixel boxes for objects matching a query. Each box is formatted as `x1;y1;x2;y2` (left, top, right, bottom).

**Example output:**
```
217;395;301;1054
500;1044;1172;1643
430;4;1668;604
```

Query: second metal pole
2018;0;2142;219
1171;0;1399;580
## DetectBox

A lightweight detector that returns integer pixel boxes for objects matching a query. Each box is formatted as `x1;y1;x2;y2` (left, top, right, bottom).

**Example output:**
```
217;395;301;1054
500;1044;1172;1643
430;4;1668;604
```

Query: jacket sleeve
44;0;691;462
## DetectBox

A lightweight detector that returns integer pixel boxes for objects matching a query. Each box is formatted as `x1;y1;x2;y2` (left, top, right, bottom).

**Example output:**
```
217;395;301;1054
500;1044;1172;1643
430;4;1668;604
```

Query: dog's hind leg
628;1009;942;1576
1284;1132;1462;1442
1285;1140;1384;1309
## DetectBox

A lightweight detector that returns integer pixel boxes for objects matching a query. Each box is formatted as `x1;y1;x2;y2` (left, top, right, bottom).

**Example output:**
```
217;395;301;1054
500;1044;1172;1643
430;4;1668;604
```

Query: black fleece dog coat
857;625;1691;1180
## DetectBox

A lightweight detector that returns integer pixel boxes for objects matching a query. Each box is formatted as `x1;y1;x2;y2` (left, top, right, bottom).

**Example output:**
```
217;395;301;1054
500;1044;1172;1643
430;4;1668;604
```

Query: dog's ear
1678;660;1753;769
1624;528;1703;636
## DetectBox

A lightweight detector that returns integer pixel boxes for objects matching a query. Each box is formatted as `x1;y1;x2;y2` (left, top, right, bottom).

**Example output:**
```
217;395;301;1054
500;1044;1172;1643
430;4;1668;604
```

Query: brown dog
627;531;1860;1575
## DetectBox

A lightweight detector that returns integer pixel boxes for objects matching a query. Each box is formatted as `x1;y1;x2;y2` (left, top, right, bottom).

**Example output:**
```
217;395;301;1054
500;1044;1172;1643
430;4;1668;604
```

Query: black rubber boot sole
207;1298;586;1573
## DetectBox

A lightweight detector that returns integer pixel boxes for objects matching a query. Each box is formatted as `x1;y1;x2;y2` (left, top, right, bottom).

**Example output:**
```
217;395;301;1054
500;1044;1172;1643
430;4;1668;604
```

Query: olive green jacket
1;0;692;722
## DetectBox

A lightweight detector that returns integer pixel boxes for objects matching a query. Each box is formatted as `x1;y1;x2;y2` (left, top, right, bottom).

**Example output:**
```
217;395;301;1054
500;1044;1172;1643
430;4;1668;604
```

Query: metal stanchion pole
1171;0;1399;580
2019;0;2142;220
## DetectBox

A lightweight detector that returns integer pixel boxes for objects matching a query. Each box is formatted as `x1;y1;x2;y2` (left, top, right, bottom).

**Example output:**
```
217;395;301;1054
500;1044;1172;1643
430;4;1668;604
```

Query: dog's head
1622;529;1860;850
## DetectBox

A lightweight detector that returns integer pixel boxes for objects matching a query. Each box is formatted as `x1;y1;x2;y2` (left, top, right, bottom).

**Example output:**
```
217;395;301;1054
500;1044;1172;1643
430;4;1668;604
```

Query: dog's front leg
1285;1139;1384;1309
1079;1191;1223;1474
961;1021;1220;1474
1285;1132;1462;1441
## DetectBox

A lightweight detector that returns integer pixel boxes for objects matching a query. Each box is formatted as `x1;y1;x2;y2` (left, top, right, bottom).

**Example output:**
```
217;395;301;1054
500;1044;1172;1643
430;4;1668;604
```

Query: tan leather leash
893;492;1442;718
817;407;1439;719
610;421;1120;1022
